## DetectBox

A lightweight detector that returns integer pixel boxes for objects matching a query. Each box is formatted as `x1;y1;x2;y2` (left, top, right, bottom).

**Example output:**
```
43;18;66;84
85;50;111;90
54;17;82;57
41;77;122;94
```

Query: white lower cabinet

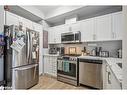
43;55;57;77
103;62;122;89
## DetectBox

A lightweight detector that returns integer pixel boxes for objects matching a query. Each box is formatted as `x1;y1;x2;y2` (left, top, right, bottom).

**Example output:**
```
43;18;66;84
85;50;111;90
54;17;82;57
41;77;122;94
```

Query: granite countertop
78;56;122;83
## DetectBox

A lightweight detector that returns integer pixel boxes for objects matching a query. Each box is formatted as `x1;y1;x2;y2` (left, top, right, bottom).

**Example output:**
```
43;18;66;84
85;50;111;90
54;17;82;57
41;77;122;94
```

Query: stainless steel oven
57;56;79;86
61;31;81;43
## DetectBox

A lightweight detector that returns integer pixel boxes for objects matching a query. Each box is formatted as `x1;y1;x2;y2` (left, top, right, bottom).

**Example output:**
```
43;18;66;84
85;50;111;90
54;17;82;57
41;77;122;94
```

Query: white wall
0;6;4;32
0;6;4;81
38;20;49;75
46;6;83;19
20;6;45;19
42;20;50;31
122;6;127;89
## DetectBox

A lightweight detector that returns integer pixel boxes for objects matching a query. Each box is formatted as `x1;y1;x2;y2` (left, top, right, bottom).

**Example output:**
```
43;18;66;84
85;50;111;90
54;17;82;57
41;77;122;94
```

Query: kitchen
0;5;126;90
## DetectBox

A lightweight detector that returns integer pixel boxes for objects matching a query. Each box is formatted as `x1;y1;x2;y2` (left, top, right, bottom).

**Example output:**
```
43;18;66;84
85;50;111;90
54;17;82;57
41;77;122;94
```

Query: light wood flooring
30;75;91;90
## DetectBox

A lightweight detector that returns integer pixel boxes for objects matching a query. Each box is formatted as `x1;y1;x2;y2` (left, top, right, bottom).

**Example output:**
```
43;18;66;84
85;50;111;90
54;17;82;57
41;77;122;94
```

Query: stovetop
58;54;80;61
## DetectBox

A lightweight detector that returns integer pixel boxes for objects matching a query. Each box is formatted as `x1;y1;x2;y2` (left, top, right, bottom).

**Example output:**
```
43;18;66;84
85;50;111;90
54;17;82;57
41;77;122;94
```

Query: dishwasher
79;58;103;89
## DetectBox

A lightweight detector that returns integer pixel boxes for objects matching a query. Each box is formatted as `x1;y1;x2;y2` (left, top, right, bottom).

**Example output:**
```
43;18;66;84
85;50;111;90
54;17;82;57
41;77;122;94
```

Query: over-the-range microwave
61;31;81;43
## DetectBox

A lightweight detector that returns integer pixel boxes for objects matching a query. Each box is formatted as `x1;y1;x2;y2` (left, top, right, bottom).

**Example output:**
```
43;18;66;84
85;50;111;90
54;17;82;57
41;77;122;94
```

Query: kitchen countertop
78;56;122;83
43;54;60;57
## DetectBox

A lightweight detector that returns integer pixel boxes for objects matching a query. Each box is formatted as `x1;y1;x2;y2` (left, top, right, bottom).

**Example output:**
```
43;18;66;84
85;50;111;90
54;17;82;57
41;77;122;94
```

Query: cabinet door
48;27;55;44
32;22;42;32
44;56;49;74
52;57;57;76
112;12;123;40
49;57;53;75
81;18;94;42
64;22;80;33
70;22;81;32
111;72;122;89
22;17;33;29
95;14;112;41
6;11;19;26
102;61;107;89
106;64;122;89
48;26;63;44
54;26;63;44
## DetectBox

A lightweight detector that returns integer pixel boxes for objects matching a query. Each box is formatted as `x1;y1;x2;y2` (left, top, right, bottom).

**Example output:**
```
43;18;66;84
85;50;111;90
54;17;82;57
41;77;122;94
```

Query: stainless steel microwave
61;31;81;43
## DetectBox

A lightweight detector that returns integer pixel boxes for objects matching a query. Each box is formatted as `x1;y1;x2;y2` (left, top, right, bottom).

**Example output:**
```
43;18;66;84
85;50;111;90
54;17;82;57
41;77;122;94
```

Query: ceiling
8;5;122;26
38;6;122;26
35;6;61;16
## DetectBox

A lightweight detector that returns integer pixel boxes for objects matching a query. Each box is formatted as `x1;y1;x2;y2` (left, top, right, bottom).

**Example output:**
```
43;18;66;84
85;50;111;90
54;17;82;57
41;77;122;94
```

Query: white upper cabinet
48;27;55;44
94;14;112;41
48;11;123;43
112;12;123;40
81;18;94;42
6;11;19;26
22;17;33;29
32;22;42;32
48;25;64;44
64;22;81;33
69;22;81;32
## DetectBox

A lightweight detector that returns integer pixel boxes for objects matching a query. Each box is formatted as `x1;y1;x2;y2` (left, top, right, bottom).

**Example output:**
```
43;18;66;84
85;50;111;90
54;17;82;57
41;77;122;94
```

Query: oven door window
58;61;76;77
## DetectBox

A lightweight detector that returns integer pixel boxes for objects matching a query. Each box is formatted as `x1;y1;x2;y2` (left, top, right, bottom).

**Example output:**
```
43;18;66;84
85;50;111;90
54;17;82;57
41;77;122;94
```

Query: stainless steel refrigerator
4;25;39;89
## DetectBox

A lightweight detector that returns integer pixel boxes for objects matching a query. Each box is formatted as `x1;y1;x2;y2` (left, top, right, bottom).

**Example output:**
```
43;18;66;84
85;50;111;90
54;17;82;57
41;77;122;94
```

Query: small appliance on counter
90;47;102;56
90;47;109;57
81;47;87;56
117;49;122;58
99;51;109;57
59;47;65;55
49;47;57;54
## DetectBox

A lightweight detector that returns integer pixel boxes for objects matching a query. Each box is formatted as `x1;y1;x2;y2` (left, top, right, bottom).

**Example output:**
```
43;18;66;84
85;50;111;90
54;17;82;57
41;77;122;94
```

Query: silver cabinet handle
108;72;111;84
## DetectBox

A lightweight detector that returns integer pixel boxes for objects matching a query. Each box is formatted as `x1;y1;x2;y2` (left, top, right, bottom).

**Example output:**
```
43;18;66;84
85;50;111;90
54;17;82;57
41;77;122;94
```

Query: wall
0;6;4;81
122;6;127;89
87;41;122;57
0;6;4;32
49;40;122;58
38;20;49;74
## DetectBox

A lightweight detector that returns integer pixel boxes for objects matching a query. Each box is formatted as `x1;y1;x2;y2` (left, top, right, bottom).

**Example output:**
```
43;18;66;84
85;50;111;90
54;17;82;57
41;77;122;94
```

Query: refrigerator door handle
26;31;30;63
15;64;38;71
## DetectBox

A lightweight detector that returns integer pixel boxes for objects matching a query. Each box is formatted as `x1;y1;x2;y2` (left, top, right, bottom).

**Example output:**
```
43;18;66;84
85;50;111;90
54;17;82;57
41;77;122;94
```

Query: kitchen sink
116;63;122;68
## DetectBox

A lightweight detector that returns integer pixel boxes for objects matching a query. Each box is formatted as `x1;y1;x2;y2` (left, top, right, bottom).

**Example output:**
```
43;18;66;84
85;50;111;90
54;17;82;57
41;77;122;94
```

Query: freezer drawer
13;64;39;89
79;62;103;89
